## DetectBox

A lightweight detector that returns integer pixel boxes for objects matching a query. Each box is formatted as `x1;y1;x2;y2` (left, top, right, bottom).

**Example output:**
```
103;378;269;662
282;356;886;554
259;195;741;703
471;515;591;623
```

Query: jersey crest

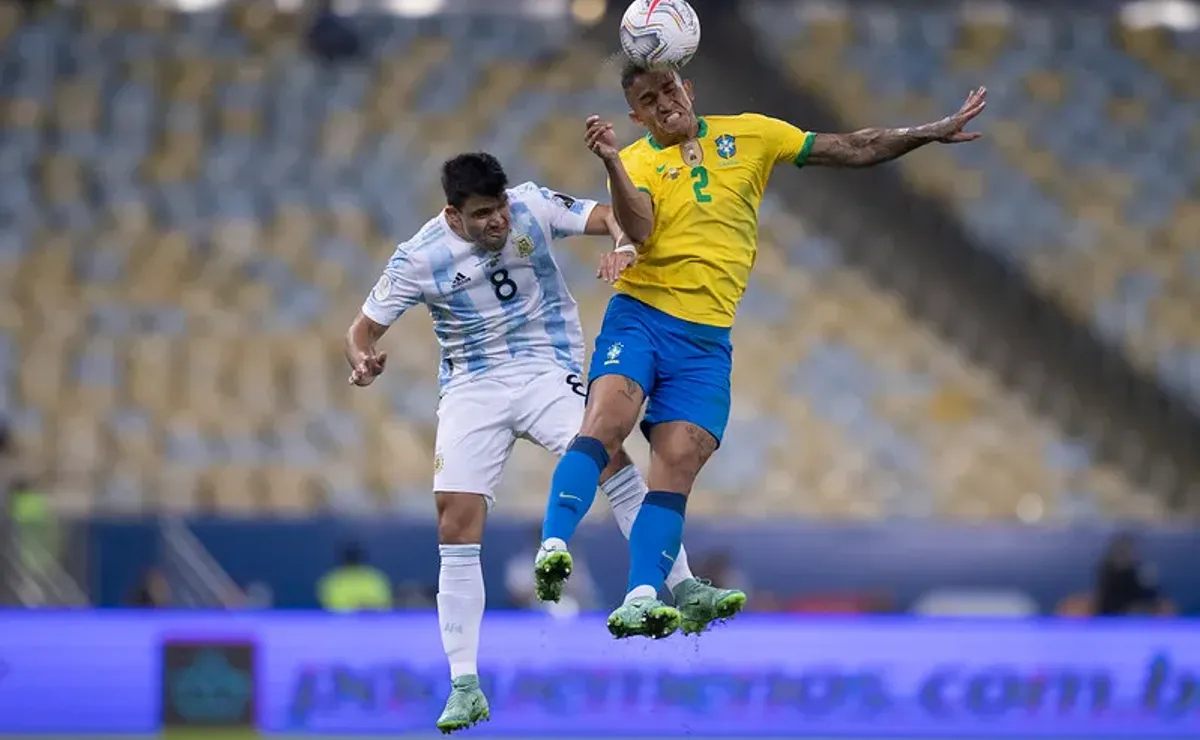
515;233;535;258
715;134;737;159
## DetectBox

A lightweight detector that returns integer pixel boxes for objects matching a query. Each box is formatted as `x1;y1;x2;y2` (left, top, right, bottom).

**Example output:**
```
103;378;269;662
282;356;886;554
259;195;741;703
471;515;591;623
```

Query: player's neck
651;119;701;149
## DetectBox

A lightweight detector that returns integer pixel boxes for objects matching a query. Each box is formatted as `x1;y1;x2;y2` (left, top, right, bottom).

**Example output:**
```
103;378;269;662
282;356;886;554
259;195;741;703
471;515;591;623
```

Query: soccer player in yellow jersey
535;63;987;639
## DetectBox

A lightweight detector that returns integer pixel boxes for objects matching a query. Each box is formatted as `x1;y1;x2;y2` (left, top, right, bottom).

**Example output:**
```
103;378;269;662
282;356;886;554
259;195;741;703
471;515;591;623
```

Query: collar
646;117;708;151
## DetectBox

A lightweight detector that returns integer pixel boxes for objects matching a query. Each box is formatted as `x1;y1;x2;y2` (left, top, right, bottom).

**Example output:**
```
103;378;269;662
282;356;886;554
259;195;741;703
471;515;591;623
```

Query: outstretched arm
345;312;389;386
807;87;987;168
348;251;424;386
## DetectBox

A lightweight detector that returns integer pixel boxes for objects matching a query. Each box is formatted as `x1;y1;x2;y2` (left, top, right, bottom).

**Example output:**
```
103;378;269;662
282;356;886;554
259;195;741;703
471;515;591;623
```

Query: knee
654;447;703;490
603;447;634;477
649;424;717;493
578;376;642;451
435;492;487;544
579;407;637;454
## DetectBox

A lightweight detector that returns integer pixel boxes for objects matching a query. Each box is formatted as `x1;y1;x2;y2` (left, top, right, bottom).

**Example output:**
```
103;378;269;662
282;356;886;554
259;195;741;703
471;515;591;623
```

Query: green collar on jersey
646;117;708;150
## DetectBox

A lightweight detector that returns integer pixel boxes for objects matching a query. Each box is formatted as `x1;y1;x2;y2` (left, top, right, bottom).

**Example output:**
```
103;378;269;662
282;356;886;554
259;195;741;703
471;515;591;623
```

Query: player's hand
348;350;387;387
597;249;636;284
584;115;620;161
935;87;987;143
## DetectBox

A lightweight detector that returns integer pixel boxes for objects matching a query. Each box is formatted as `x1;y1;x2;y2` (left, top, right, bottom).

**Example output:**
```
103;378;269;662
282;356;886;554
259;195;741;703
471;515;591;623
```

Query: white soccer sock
624;584;657;604
437;544;485;680
601;464;695;592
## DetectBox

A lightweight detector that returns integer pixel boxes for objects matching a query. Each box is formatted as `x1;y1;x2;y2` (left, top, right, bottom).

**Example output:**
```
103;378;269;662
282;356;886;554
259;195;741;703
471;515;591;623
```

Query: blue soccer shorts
587;294;732;446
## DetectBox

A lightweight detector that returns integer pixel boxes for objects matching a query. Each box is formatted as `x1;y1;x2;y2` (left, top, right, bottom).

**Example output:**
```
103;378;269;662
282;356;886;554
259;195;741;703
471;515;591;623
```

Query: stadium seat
0;3;1161;521
748;3;1200;415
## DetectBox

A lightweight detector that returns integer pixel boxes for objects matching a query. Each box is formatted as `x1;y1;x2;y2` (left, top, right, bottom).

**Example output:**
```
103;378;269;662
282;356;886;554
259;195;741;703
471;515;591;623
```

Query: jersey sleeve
620;147;656;197
751;113;816;168
536;186;598;239
361;249;424;326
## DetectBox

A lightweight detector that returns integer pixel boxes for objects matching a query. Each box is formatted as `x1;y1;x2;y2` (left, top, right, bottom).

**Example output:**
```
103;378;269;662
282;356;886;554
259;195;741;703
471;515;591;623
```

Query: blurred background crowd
0;0;1197;619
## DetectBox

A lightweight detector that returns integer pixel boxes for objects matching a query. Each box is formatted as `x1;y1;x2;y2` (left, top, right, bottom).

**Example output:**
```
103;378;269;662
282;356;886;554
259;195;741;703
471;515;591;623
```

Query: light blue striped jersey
362;182;598;389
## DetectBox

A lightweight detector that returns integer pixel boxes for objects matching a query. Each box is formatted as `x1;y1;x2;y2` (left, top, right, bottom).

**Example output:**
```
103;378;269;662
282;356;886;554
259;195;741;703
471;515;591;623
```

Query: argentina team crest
716;134;737;159
515;233;534;258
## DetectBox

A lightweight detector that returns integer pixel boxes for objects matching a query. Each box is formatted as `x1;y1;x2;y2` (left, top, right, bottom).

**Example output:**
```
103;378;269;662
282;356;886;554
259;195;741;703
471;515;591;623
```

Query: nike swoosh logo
661;551;676;562
558;493;582;501
656;165;666;173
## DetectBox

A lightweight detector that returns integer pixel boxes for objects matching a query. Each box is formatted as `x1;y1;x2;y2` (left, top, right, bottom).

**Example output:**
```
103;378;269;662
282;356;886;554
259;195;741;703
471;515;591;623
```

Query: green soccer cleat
606;596;682;640
533;545;573;603
672;577;747;635
436;675;490;734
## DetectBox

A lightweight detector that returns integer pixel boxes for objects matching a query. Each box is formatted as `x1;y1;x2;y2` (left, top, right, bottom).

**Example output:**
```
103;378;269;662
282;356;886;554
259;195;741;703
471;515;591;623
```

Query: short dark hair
441;152;508;209
620;59;651;92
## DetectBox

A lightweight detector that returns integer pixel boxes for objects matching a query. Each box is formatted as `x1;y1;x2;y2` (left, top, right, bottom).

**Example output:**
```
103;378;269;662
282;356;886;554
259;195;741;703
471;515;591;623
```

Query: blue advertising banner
1;612;1199;736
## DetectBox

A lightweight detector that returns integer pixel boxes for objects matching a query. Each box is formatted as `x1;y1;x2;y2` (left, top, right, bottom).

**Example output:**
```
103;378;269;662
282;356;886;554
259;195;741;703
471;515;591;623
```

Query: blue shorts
587;294;732;445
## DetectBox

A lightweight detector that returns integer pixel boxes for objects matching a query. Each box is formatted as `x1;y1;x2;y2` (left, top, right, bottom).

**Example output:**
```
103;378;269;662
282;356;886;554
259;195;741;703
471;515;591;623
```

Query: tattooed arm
807;87;988;168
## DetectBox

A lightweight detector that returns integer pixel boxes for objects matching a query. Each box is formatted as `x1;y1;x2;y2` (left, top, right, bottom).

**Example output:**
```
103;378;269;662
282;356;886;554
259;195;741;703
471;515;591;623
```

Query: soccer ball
619;0;701;69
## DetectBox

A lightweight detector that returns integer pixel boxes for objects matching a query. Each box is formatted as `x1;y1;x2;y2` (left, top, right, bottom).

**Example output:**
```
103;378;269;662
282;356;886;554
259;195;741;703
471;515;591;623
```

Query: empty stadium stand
747;2;1200;415
0;2;1162;521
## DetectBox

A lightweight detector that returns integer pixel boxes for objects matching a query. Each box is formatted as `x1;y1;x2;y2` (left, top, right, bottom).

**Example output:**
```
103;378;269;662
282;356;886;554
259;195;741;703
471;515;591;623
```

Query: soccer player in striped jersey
344;152;731;734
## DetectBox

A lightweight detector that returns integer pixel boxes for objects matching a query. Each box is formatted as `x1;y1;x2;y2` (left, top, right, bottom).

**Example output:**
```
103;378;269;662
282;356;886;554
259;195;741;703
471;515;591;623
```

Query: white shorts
433;360;587;501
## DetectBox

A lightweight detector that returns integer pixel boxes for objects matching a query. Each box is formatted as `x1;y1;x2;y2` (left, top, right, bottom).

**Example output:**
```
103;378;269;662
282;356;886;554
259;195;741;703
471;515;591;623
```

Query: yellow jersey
613;113;814;328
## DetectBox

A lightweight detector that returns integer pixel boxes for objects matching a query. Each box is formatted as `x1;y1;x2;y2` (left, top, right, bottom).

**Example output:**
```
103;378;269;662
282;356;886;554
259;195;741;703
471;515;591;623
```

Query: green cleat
436;675;490;734
672;577;747;635
606;596;682;640
533;545;573;603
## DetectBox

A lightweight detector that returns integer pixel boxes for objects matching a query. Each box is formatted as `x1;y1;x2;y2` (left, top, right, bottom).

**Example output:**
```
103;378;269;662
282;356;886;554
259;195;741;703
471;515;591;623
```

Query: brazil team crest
515;234;534;258
716;134;737;159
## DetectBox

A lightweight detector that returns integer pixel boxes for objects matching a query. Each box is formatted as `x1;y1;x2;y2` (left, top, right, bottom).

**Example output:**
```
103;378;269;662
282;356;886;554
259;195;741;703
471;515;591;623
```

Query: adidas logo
451;272;470;288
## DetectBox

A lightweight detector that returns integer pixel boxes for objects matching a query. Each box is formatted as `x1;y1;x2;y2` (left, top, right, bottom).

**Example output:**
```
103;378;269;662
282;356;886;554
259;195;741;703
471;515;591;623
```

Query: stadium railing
158;515;243;608
0;515;88;607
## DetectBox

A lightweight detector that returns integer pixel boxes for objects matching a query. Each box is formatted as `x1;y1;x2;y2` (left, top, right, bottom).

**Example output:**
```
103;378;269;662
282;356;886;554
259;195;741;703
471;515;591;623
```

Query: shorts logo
604;343;623;366
433;453;444;473
515;234;534;258
716;134;736;159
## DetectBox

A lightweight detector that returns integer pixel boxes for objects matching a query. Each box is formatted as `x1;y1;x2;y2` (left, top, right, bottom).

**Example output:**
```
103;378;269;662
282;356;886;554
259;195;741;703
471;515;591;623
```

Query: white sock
601;464;695;592
624;584;657;604
437;544;484;680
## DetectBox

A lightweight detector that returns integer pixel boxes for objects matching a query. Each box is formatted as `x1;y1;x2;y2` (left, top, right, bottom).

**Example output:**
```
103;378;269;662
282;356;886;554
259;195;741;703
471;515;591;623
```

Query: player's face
448;194;511;251
626;69;696;144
